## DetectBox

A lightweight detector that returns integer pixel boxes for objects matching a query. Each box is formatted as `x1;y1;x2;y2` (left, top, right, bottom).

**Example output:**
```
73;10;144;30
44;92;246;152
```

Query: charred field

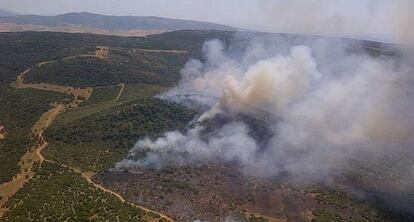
98;111;414;222
98;160;413;222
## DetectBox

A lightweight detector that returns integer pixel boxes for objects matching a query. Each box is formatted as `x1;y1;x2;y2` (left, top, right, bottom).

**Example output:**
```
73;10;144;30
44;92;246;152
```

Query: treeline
0;86;65;183
0;30;234;85
26;48;188;88
44;98;197;172
4;162;165;221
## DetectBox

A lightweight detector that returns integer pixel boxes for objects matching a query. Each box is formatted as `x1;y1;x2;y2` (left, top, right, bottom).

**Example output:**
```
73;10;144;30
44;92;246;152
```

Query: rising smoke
117;37;414;180
115;1;414;214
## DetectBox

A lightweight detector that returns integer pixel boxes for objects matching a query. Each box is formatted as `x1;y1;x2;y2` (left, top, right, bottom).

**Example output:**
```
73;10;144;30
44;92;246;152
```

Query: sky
0;0;412;43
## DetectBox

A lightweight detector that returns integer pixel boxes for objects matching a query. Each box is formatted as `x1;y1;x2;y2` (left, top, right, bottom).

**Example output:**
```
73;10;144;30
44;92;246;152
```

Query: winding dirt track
0;103;64;217
133;49;187;54
114;83;126;101
0;47;174;221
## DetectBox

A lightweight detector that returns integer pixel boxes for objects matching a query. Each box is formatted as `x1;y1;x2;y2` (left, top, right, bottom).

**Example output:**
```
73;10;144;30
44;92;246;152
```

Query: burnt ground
97;163;312;222
95;115;414;222
96;162;406;222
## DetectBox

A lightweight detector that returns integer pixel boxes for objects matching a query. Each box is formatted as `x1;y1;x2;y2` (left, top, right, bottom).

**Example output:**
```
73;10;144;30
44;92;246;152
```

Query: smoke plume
113;1;414;215
117;37;414;180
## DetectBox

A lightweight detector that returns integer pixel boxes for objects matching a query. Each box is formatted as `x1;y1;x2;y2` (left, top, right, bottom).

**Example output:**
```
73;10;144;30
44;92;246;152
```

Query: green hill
0;12;236;31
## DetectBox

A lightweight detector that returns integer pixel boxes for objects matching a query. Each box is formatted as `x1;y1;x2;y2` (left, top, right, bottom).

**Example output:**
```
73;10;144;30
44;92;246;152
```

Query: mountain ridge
0;9;16;17
0;11;236;31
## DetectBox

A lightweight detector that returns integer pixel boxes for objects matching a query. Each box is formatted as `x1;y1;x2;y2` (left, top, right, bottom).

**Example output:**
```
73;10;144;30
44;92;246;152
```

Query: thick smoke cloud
117;38;414;182
117;122;259;171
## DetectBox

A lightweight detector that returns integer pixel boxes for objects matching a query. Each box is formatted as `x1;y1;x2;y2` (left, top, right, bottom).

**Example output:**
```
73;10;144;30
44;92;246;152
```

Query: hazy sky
0;0;259;26
0;0;412;42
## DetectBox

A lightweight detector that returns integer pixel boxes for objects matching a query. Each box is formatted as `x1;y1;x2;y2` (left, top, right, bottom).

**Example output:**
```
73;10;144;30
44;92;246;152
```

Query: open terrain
0;32;206;220
99;163;400;222
0;30;411;221
0;22;166;37
0;87;66;184
1;66;172;222
0;11;235;36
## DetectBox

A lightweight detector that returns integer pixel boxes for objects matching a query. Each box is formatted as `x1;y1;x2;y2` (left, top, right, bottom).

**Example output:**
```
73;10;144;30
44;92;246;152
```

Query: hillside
0;10;15;17
0;12;235;31
0;30;411;221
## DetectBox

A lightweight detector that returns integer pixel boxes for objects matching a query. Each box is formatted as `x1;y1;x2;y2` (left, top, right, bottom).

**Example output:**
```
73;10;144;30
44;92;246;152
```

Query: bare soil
95;46;110;59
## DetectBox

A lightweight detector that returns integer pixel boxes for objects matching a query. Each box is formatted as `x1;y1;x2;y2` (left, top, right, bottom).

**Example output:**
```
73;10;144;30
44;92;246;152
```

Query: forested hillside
0;12;235;31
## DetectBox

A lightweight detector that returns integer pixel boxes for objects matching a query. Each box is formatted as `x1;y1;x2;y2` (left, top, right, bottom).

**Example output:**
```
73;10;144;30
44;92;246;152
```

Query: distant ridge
0;12;235;31
0;9;16;17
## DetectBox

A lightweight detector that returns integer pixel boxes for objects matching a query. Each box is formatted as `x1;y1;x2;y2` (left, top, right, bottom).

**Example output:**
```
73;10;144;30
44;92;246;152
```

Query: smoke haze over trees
116;31;414;214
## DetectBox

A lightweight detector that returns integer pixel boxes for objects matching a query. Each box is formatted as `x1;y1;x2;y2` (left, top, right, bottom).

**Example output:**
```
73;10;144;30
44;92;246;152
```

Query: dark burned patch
98;163;328;222
97;161;409;222
101;111;414;221
200;112;275;149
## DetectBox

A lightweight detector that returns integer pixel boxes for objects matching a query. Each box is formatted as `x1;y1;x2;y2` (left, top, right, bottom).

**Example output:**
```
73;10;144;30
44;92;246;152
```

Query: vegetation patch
312;209;345;222
81;85;121;106
0;87;65;183
306;187;391;221
25;48;188;88
54;84;166;125
3;162;160;221
44;98;197;172
118;84;167;103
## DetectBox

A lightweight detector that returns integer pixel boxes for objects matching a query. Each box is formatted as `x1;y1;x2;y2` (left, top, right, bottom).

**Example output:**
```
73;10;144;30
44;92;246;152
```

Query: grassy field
54;84;166;125
80;85;121;107
44;98;197;172
42;85;173;174
3;162;163;222
0;86;65;183
118;84;167;103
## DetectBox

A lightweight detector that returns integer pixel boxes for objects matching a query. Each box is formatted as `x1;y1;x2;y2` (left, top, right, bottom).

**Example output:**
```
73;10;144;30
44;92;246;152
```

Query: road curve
0;47;175;221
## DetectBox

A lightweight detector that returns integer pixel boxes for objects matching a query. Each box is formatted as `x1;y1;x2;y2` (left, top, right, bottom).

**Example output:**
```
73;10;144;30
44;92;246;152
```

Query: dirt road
11;45;113;101
43;158;175;222
133;49;187;54
0;47;174;221
114;83;125;101
0;103;64;217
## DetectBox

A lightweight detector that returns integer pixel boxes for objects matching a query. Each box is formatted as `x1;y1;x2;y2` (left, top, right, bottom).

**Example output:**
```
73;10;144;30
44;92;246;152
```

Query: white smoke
116;122;259;171
117;38;414;180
